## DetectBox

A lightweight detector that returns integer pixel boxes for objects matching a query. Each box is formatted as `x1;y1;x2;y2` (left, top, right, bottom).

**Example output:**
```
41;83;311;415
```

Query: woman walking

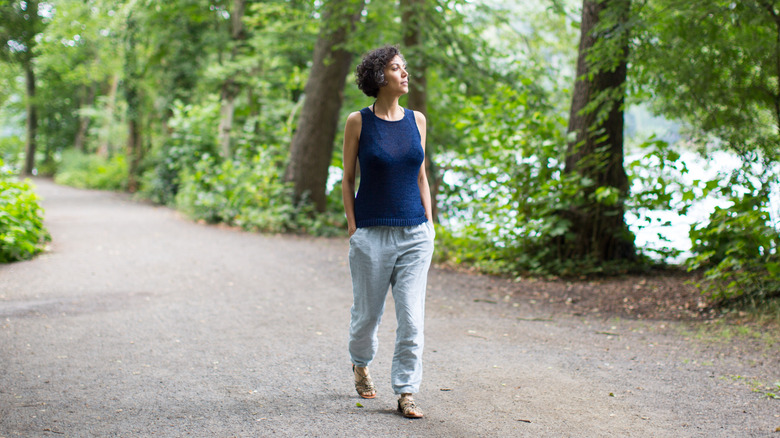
341;45;435;419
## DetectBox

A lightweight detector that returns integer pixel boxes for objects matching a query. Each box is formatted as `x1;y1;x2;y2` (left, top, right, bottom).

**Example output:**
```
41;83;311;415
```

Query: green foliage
1;0;778;316
433;80;595;276
0;0;46;64
54;150;128;191
632;0;779;154
687;160;780;303
427;4;600;277
0;159;50;263
0;135;24;170
630;0;780;306
624;137;692;261
139;98;221;204
175;151;345;236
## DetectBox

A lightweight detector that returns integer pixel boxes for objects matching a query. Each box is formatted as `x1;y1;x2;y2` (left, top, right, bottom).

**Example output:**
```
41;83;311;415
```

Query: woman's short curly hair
355;45;405;98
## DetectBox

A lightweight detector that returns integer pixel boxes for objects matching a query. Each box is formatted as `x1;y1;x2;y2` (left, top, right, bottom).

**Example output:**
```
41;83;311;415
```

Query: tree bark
562;0;634;262
97;75;120;158
284;0;365;212
23;59;37;176
217;0;246;159
402;0;439;222
20;0;40;176
762;0;780;136
125;12;142;192
73;84;97;153
127;115;142;192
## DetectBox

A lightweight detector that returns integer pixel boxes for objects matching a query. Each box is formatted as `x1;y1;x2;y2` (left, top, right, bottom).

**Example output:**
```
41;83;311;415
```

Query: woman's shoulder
345;111;364;139
411;110;426;127
346;110;364;125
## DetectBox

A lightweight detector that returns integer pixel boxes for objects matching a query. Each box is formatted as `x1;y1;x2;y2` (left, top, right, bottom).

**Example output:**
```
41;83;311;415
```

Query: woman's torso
354;107;426;228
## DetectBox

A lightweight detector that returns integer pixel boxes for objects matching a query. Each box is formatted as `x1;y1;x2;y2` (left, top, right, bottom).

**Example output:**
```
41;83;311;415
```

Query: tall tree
284;0;365;212
124;9;143;192
0;0;43;175
562;0;634;263
402;0;439;221
73;84;96;152
217;0;247;158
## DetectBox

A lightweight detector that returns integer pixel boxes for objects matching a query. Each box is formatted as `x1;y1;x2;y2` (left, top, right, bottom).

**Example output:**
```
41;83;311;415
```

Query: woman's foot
353;365;376;399
397;393;423;418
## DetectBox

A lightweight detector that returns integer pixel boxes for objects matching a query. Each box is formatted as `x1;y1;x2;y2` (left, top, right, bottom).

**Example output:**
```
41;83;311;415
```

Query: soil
488;271;710;321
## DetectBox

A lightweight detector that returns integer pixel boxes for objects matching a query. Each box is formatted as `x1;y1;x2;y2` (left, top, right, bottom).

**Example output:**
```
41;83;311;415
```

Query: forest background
1;0;779;315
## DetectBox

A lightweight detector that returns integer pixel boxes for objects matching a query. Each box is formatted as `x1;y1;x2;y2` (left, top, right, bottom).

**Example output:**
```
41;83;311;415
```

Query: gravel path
1;179;777;437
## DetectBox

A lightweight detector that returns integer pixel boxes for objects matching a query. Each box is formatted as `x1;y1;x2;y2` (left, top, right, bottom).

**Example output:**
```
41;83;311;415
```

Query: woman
341;45;435;419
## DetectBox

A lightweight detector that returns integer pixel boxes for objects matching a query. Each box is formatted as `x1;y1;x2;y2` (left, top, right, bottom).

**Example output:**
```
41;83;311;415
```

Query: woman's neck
372;95;403;121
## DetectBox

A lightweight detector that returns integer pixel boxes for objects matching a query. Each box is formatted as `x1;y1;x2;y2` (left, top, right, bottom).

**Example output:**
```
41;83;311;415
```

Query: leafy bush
54;150;128;191
432;82;629;276
139;99;220;205
175;150;345;236
687;161;780;304
0;135;24;171
0;160;50;263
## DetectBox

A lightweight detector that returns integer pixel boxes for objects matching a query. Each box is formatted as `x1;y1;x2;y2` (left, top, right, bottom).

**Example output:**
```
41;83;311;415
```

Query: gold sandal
353;365;376;399
398;394;423;418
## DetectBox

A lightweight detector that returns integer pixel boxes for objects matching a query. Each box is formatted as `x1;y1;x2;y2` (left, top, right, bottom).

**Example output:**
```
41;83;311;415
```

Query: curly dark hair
355;45;406;98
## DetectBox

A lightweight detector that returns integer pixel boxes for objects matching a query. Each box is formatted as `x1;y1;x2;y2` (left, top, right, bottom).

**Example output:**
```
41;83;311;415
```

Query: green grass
721;375;780;399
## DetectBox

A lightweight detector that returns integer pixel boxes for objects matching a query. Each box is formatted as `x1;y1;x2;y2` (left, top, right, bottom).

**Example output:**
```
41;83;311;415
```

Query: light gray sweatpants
348;222;435;394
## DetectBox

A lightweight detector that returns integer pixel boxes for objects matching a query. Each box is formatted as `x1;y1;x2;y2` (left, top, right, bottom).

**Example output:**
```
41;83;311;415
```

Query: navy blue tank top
354;107;427;228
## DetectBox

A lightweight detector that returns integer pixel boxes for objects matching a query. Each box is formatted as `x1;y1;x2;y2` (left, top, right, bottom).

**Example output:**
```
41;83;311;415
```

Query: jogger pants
348;222;435;394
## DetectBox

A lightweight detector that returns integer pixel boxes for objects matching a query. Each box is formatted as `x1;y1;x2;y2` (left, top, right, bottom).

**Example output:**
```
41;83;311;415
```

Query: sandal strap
355;376;375;392
399;398;416;410
353;365;375;396
398;396;423;417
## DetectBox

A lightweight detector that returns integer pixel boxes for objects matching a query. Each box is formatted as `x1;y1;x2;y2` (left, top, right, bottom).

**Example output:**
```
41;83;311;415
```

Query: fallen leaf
596;331;621;336
609;392;615;397
440;388;452;391
356;402;363;408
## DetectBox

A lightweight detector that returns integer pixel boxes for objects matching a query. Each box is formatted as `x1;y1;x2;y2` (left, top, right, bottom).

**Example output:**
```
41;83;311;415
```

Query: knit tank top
354;107;427;228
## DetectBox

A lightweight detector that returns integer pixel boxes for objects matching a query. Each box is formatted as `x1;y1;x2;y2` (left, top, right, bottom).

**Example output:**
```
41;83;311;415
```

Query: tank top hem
356;216;427;228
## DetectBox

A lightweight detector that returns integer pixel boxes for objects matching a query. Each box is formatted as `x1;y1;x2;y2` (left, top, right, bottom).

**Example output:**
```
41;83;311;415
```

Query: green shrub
0;135;24;171
175;150;345;236
54;150;128;191
0;161;50;263
139;99;220;205
688;186;780;304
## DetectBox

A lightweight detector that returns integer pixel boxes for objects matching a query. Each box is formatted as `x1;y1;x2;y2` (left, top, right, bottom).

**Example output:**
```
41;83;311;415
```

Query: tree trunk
20;0;40;176
218;86;237;158
74;83;97;153
23;59;37;176
402;0;439;222
98;75;120;158
764;0;780;136
284;0;365;212
562;0;634;262
217;0;246;159
127;117;142;192
125;12;142;192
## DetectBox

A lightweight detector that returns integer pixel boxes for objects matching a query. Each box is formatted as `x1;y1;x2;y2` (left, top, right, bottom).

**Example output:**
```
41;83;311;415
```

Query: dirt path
1;179;777;437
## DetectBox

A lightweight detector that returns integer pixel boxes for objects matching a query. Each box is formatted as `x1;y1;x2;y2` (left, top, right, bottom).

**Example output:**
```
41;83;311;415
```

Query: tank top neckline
368;105;407;123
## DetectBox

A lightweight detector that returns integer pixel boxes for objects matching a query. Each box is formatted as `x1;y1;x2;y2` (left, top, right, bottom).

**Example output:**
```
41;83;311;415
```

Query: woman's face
381;55;408;95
